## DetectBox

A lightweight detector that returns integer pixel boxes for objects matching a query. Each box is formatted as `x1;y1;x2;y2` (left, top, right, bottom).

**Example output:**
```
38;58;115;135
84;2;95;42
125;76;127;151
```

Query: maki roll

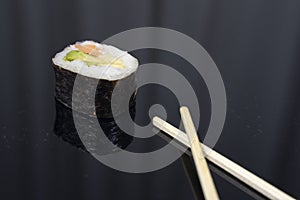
52;41;138;118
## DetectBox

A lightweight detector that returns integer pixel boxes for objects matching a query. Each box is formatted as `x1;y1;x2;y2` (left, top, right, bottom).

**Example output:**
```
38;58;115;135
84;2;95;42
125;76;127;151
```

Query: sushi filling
52;41;138;81
64;43;125;69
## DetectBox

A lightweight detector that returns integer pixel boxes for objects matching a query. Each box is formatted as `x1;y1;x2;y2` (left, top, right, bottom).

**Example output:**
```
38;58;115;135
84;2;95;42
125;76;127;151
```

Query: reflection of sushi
52;41;138;118
54;99;135;154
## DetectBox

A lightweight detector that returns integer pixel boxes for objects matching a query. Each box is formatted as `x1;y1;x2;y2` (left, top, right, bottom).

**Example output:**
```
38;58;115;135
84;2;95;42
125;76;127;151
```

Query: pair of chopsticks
152;106;295;200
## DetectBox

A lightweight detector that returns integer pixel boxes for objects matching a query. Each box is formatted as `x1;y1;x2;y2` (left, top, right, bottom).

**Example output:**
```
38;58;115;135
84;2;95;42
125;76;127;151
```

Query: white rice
52;40;139;81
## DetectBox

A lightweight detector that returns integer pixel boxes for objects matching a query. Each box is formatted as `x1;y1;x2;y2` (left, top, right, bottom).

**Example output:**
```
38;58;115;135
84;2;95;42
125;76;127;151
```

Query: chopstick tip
180;106;189;113
152;116;159;122
152;116;163;126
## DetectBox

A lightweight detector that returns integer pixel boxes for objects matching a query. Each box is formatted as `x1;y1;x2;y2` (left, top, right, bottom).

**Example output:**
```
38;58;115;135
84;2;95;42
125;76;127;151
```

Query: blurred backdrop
0;0;300;199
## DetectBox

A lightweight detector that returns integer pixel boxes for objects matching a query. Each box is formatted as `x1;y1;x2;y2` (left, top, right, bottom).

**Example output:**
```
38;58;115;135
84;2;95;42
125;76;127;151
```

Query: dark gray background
0;0;299;199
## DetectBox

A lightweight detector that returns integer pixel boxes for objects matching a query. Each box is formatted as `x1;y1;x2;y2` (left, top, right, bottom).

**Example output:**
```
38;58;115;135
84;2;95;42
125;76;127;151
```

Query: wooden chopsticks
180;106;220;200
152;115;296;200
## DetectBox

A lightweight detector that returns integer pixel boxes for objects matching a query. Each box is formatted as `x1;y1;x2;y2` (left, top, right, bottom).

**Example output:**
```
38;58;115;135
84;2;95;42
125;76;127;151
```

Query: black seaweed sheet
53;65;136;118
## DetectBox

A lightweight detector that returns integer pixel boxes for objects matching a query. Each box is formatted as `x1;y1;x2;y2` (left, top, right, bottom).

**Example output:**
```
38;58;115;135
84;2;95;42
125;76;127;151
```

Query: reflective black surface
1;0;300;199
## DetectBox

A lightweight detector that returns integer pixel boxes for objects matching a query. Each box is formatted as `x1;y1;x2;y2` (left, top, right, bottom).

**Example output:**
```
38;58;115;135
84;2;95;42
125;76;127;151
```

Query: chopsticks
180;106;220;200
152;116;296;200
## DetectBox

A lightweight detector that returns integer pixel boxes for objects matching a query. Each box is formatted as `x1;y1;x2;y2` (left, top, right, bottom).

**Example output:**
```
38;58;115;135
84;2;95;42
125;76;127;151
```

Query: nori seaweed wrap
53;64;136;118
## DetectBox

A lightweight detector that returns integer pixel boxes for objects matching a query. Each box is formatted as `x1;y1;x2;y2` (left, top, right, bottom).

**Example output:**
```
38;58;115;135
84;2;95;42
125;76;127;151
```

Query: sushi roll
52;41;138;118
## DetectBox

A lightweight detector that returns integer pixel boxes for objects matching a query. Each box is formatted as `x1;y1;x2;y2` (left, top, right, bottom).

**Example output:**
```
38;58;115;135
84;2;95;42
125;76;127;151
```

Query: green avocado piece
64;50;87;61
